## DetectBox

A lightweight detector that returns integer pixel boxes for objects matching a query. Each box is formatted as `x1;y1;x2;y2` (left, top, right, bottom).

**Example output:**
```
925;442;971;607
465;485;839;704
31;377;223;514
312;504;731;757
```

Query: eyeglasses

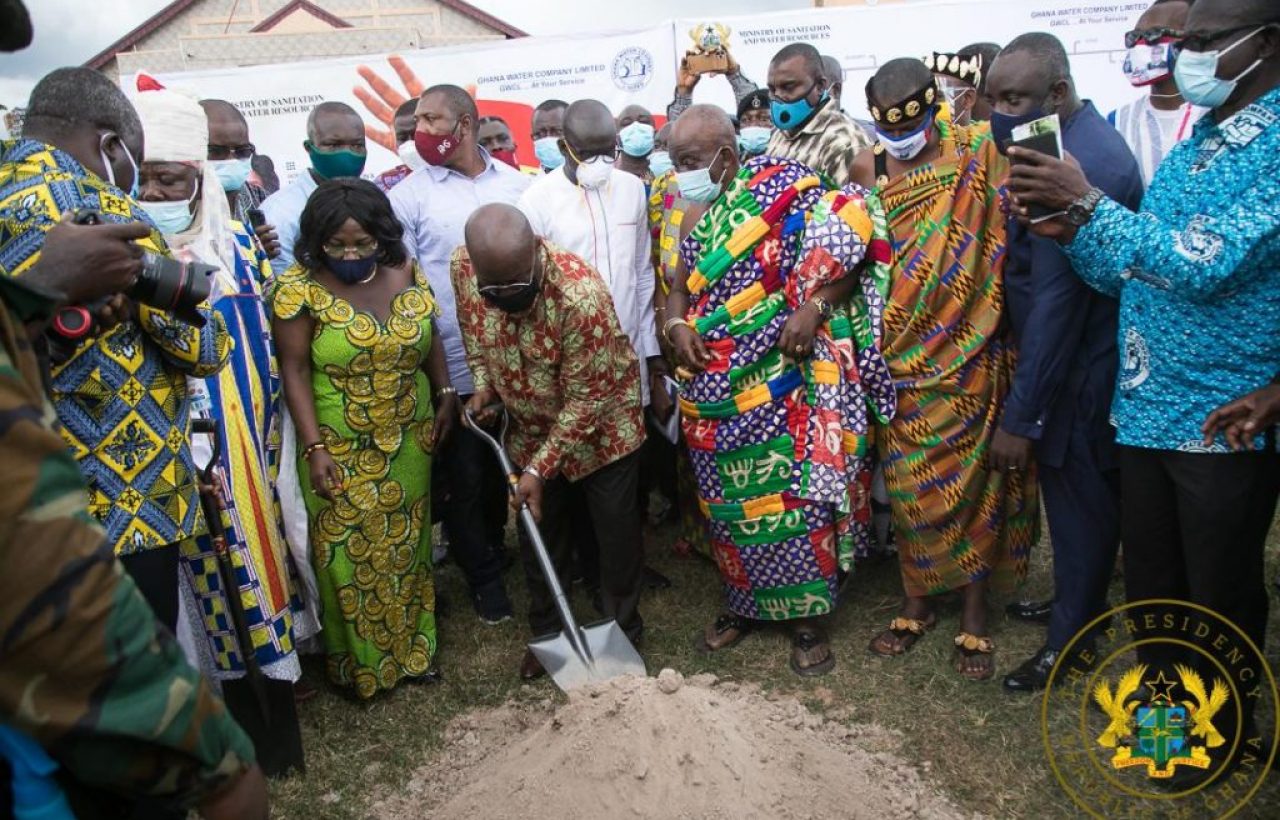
479;249;540;299
1176;24;1268;55
1124;27;1184;48
208;143;255;161
564;141;618;165
323;239;378;258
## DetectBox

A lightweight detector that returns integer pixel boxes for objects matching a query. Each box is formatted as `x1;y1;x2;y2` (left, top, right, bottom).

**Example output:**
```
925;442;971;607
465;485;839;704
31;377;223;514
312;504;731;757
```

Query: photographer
0;67;231;633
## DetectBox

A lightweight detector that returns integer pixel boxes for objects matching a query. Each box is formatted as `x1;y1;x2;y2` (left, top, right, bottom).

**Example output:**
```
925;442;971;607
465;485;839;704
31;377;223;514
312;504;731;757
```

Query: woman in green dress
272;179;458;699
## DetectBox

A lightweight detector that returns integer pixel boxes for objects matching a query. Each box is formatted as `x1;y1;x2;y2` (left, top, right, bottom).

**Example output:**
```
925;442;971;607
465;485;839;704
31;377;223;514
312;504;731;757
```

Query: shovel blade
529;619;646;691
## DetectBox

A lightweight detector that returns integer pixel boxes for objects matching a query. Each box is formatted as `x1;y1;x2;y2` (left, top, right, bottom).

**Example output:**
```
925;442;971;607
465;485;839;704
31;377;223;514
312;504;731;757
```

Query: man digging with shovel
452;203;648;683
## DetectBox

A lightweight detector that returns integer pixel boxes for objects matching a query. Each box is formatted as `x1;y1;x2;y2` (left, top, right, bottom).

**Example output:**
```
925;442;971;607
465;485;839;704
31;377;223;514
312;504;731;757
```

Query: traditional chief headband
923;51;984;90
866;79;937;126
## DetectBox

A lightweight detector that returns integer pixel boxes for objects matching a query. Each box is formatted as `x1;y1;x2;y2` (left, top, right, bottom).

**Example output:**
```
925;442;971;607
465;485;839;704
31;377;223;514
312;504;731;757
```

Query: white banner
146;25;677;184
139;0;1148;184
679;0;1151;122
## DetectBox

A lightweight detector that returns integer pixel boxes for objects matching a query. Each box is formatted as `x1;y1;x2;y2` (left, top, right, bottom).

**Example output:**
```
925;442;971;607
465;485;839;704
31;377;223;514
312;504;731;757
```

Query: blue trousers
1041;430;1121;651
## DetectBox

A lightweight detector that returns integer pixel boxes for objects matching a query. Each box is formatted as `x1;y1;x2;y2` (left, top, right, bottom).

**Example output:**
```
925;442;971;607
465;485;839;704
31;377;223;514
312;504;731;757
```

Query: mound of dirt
371;670;968;820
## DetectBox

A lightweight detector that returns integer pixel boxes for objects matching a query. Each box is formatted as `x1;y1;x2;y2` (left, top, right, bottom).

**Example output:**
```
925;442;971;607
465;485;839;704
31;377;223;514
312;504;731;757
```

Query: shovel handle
465;405;592;662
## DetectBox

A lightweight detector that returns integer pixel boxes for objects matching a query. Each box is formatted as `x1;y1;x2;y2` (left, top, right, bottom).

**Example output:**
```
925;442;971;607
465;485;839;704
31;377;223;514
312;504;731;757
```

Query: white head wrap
133;72;236;284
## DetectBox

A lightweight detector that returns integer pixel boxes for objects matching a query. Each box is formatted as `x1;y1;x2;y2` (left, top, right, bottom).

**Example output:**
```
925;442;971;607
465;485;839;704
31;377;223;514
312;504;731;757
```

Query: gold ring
795;344;805;354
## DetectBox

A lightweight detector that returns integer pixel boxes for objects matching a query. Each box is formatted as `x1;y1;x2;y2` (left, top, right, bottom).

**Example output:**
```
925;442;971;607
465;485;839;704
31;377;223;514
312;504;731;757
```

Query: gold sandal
953;632;996;681
868;614;936;657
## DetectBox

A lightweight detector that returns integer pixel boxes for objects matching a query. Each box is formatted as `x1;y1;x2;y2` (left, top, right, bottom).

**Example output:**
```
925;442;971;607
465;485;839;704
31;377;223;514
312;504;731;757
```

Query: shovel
466;406;646;691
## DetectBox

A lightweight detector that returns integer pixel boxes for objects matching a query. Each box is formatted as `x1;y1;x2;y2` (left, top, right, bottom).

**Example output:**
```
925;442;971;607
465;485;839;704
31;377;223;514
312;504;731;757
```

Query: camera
49;208;216;358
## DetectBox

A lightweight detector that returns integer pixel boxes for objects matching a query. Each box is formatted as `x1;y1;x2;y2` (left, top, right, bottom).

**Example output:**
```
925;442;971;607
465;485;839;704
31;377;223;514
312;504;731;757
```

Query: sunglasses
208;143;255;161
1176;23;1269;55
1124;27;1183;48
479;249;541;299
323;239;378;259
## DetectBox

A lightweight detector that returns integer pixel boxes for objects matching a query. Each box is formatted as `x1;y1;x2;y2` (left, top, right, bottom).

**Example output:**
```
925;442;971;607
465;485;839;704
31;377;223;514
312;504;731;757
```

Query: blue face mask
737;126;772;157
619;121;655;157
648;150;674;177
138;187;197;235
211;157;252;193
675;146;731;204
327;254;378;285
770;85;827;130
1174;27;1266;109
534;136;565;170
989;105;1049;154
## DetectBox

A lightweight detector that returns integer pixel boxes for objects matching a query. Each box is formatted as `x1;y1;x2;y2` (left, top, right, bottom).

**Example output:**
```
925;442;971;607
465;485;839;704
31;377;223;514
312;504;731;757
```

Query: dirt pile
371;670;969;820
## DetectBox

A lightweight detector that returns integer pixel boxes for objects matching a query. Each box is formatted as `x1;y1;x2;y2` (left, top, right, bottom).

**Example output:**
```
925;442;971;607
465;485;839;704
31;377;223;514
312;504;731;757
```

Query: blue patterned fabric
1064;87;1280;452
0;139;231;554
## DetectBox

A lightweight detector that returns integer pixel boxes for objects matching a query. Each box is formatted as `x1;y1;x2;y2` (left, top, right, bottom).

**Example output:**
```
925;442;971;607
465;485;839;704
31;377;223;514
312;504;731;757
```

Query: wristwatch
1065;187;1104;227
809;296;834;320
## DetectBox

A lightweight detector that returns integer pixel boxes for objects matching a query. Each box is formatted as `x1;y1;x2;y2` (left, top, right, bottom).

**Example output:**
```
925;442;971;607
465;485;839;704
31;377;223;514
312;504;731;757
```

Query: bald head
669;103;739;193
465;204;537;286
307;101;363;144
671;104;736;150
564;99;617;148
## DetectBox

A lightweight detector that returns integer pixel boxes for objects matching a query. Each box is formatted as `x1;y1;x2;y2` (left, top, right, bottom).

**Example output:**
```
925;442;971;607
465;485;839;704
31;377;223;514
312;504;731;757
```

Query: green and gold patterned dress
272;263;437;699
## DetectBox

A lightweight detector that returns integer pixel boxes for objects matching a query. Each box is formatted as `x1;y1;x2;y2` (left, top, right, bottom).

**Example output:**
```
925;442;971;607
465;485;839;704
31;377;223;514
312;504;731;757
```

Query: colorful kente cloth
0;139;231;555
678;156;894;621
181;222;301;681
272;262;438;699
649;171;711;558
870;112;1039;598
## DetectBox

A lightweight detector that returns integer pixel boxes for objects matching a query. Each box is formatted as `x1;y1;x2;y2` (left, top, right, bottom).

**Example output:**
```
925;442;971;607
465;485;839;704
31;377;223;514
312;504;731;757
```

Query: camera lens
132;253;214;326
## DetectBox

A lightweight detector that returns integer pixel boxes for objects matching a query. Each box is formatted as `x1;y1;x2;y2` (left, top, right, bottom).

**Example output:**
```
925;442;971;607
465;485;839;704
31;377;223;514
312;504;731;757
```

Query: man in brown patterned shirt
454;203;646;681
765;42;872;187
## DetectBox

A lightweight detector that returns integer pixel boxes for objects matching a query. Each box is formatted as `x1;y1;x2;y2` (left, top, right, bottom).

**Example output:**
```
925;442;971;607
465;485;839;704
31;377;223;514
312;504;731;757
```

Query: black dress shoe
1005;599;1054;624
1003;645;1060;693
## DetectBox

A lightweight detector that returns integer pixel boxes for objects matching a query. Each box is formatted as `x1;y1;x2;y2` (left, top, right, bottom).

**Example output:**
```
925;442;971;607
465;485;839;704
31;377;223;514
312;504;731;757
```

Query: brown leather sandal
696;612;755;653
790;628;835;677
867;614;937;657
953;632;996;681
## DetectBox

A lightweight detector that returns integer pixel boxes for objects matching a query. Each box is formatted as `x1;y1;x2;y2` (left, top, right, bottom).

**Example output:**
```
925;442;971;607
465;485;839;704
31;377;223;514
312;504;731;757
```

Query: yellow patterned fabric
871;117;1039;597
272;261;439;698
0;138;231;555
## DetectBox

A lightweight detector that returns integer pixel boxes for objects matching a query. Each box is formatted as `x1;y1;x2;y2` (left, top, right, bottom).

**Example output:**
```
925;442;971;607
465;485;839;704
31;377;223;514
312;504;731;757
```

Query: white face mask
575;156;614;190
398;140;427;172
1123;42;1176;87
876;118;932;161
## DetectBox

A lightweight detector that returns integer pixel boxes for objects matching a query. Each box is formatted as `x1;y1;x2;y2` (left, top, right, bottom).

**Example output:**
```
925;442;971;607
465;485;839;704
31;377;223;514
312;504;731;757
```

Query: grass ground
270;514;1280;819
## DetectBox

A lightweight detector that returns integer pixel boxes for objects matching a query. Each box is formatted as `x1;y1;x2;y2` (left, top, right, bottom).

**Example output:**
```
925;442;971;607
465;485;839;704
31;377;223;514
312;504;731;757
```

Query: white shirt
390;149;531;395
259;170;318;278
1111;97;1207;188
518;167;659;404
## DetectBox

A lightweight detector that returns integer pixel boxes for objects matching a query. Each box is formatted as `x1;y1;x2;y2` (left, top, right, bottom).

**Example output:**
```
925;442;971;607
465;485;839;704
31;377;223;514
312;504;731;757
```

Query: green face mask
306;141;367;179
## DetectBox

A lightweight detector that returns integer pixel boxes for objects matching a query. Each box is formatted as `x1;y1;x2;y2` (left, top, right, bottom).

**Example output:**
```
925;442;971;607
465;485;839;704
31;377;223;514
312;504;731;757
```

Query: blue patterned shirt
1064;86;1280;453
0;139;231;554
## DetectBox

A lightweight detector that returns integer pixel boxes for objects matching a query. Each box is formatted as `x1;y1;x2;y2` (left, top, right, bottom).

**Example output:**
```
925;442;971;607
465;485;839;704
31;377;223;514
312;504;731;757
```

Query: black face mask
484;280;539;313
327;254;377;284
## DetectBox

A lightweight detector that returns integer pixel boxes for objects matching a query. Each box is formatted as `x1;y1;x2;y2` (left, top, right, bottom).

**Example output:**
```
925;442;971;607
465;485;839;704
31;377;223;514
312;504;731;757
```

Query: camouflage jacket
0;274;254;809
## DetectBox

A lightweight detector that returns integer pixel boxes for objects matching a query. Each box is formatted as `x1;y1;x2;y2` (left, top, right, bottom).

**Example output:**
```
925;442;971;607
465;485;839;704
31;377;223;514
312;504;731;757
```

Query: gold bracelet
302;442;327;461
662;316;691;345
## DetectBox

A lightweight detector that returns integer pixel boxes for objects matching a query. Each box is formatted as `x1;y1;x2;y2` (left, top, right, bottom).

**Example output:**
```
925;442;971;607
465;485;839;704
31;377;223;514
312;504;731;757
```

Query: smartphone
247;208;267;230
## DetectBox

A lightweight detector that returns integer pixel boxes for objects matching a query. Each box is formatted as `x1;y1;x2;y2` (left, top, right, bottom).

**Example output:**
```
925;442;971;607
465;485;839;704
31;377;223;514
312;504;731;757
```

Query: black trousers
520;451;644;640
118;543;180;634
1042;431;1121;650
1119;444;1279;738
433;414;509;595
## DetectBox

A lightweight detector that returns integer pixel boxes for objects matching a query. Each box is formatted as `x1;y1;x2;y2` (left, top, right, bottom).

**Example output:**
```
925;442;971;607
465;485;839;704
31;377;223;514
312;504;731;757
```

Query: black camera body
49;208;216;359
